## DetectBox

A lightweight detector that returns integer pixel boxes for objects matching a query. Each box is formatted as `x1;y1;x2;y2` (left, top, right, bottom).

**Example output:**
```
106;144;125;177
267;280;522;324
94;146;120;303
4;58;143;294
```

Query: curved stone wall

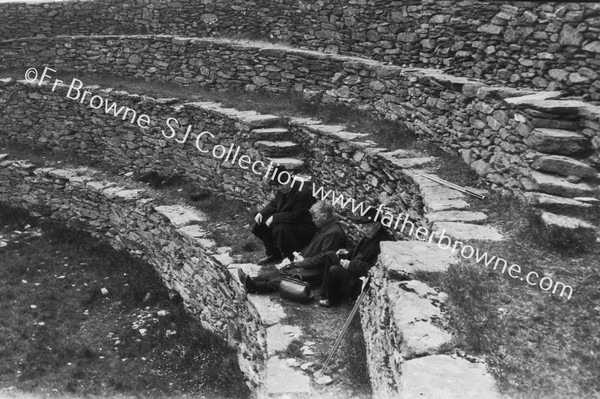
0;155;266;389
0;77;431;236
1;0;599;99
1;38;599;194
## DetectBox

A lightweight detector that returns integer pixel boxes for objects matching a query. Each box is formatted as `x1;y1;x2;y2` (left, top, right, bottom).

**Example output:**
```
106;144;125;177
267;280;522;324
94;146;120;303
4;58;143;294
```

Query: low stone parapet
360;240;504;399
0;154;266;391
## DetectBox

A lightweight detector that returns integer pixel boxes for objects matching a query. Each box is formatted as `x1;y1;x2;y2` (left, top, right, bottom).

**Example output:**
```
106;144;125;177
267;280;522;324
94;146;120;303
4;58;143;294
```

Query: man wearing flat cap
319;207;395;307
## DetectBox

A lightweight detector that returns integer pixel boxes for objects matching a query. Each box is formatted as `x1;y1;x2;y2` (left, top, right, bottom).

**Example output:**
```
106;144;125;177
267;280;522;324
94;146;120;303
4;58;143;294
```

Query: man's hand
292;251;304;263
255;213;263;224
336;249;349;258
265;215;274;227
276;258;292;270
340;259;350;269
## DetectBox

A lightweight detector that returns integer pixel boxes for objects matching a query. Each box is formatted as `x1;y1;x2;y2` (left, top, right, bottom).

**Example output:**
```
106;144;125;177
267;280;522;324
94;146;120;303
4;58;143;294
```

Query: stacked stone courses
1;1;599;99
0;78;428;240
0;157;266;389
1;36;599;196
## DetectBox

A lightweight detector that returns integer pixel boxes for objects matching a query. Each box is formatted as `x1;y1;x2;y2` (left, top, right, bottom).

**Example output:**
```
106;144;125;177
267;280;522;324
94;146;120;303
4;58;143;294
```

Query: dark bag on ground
279;275;314;303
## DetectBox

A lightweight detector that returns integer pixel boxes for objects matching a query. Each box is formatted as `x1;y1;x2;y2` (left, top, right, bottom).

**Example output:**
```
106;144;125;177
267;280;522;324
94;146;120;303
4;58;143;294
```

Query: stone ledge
379;241;458;278
432;222;504;242
154;204;207;227
402;355;503;399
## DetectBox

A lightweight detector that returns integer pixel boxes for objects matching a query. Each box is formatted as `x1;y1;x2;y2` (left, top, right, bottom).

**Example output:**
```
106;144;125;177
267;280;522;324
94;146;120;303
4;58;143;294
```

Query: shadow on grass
0;203;250;399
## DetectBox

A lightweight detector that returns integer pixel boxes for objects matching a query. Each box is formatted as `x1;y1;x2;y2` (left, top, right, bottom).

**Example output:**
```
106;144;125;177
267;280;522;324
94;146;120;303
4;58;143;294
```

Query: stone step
426;211;488;224
524;192;592;213
524;128;589;155
540;212;597;242
266;157;305;171
532;155;597;179
255;141;301;157
251;127;290;141
529;117;579;130
432;222;504;241
402;355;503;399
530;171;596;198
239;113;287;128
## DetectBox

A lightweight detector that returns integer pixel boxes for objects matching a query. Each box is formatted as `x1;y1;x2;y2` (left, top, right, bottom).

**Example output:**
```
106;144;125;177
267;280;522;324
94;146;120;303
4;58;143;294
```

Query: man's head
356;208;381;238
310;201;334;227
267;166;296;193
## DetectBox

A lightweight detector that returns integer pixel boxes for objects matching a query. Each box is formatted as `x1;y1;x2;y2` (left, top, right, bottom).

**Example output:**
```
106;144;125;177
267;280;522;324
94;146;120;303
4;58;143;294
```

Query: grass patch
414;141;484;188
0;204;250;399
435;192;600;399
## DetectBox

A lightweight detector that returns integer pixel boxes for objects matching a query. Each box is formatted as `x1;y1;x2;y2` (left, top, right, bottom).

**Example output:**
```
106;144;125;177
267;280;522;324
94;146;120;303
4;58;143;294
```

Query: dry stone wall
1;1;599;99
0;77;430;240
0;156;266;389
2;37;599;194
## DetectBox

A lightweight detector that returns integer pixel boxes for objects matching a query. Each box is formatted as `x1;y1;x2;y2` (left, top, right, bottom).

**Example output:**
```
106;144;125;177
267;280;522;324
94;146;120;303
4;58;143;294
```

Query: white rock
315;375;333;385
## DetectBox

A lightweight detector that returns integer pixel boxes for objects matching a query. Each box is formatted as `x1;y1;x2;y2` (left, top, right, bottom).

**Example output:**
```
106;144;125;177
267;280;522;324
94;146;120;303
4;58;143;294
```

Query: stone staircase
506;95;600;240
251;126;306;173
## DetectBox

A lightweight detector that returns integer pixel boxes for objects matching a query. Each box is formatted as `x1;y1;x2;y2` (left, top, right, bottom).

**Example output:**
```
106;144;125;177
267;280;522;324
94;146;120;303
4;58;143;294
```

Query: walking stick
316;276;371;379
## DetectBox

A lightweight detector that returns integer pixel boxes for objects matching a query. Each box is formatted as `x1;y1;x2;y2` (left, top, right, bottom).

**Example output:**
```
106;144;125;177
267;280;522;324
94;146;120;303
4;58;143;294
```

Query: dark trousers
320;254;361;303
252;270;325;294
252;222;316;259
251;270;286;294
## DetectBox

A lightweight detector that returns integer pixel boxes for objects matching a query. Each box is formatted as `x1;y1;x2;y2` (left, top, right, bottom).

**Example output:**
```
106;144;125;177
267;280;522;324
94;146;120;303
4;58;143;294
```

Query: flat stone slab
177;224;209;240
102;186;129;199
389;283;442;323
532;155;597;178
541;212;596;231
266;157;305;170
238;114;285;128
264;356;312;395
68;175;95;186
425;198;471;212
379;241;458;277
306;124;347;136
433;222;504;241
400;280;438;298
418;182;471;212
255;140;299;149
86;180;116;191
389;157;437;169
530;171;596;198
266;324;302;355
154;205;207;227
112;189;145;201
246;295;287;326
48;168;79;180
213;252;234;266
426;211;488;224
524;192;592;212
419;184;467;202
504;91;563;105
401;321;452;358
330;131;370;141
402;355;502;399
524;128;588;155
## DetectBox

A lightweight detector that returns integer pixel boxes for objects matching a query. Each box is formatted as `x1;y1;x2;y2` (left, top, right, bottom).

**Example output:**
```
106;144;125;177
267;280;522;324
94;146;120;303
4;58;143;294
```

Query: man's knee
324;251;339;266
329;265;345;279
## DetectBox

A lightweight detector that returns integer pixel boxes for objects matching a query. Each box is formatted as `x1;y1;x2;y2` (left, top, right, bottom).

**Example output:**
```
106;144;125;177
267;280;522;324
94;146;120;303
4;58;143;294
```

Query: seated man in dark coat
240;201;347;294
319;207;395;307
251;167;317;265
